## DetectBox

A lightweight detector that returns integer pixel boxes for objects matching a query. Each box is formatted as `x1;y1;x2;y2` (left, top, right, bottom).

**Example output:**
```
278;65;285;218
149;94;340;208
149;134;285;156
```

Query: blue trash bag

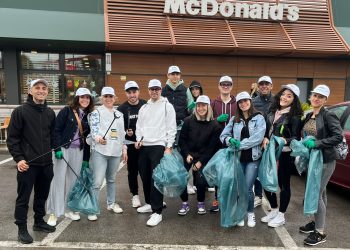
152;150;189;197
203;147;248;227
304;149;323;216
258;135;285;193
67;167;100;215
290;138;310;175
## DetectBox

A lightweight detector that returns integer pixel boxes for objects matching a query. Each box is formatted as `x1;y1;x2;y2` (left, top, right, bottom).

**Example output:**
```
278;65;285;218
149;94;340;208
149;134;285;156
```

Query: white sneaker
47;214;57;226
261;209;279;223
107;203;123;214
187;184;196;195
208;187;215;192
137;204;152;213
87;214;97;221
237;220;245;227
65;211;80;221
132;195;141;208
254;196;262;208
268;212;285;228
146;213;162;226
247;213;256;227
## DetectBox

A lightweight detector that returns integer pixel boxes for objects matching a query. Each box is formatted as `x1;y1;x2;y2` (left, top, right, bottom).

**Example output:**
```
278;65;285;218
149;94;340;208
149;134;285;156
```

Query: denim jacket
220;113;266;161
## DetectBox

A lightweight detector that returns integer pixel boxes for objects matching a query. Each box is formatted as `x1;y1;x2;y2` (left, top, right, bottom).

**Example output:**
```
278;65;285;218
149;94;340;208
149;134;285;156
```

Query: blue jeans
241;160;260;213
91;150;121;206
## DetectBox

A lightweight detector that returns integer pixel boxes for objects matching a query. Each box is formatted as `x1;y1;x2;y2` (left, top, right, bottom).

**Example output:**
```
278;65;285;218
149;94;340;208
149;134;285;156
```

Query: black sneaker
304;230;327;246
299;221;315;234
18;226;33;244
33;221;56;233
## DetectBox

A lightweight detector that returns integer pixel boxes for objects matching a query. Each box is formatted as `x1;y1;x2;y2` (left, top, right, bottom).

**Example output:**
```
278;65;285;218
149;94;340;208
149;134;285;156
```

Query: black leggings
264;152;294;213
180;162;208;202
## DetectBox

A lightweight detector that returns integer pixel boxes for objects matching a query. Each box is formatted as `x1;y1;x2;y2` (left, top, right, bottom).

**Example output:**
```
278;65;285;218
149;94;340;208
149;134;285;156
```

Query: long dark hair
269;88;303;120
70;95;94;114
234;99;258;123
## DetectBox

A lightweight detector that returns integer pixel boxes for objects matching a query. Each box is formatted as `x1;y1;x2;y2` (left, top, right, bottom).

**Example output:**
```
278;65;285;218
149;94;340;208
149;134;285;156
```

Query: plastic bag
258;135;285;193
304;149;323;216
290;138;310;175
67;167;100;215
203;147;248;227
152;150;189;197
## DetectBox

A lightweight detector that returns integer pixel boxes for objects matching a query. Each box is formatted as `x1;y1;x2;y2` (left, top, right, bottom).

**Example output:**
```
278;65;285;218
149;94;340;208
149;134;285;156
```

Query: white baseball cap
148;79;162;88
168;65;181;74
282;84;300;97
75;87;91;97
124;81;139;91
311;84;330;98
30;79;48;88
196;95;210;105
219;76;233;84
101;86;115;96
236;91;252;103
258;76;272;84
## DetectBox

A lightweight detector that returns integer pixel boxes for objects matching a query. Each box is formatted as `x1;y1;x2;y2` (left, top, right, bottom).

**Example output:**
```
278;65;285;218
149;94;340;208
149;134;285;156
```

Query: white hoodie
136;97;176;148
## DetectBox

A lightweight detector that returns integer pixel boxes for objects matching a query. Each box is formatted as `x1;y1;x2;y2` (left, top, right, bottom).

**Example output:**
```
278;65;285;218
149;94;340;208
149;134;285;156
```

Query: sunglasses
258;82;271;86
220;82;232;87
170;72;180;75
103;95;114;98
149;87;161;91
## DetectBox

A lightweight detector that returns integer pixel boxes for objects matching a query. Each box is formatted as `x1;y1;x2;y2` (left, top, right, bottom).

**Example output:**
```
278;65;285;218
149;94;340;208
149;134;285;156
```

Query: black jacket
303;107;343;163
253;93;274;117
117;99;147;142
162;84;188;125
54;106;91;161
265;111;302;145
178;115;221;166
7;95;56;166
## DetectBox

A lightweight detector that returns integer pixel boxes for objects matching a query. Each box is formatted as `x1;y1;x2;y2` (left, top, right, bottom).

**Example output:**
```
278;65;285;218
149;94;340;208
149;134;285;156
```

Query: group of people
7;65;342;247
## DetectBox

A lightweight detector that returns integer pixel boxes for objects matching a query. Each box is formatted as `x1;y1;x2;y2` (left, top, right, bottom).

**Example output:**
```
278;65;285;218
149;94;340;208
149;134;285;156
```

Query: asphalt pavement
0;151;349;250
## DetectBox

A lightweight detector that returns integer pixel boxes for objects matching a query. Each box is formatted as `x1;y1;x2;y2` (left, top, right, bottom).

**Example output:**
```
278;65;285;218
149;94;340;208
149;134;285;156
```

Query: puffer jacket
7;95;56;166
302;107;343;163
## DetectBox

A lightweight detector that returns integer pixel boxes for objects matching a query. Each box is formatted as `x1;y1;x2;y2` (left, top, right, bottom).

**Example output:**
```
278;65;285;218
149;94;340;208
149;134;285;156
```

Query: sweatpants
180;162;208;202
314;160;336;231
46;147;83;217
264;152;294;213
138;145;165;214
15;164;53;226
127;145;140;196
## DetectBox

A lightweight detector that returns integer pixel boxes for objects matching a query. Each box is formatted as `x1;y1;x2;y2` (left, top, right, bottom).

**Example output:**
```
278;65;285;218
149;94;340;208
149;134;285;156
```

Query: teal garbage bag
67;167;100;215
203;147;248;227
290;137;311;175
152;150;189;197
258;135;285;193
304;149;323;216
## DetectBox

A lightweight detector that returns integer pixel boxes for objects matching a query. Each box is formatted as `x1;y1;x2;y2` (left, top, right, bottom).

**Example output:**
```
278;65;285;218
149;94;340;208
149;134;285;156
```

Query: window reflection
21;52;59;70
65;54;102;71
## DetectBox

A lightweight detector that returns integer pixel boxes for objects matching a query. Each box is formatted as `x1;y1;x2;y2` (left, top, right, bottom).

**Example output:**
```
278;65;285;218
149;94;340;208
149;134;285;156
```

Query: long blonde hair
194;104;214;121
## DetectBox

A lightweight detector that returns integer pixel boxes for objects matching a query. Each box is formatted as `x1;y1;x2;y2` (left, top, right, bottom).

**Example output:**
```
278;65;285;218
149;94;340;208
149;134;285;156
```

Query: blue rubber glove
82;161;89;169
304;140;316;149
217;114;229;123
55;150;63;160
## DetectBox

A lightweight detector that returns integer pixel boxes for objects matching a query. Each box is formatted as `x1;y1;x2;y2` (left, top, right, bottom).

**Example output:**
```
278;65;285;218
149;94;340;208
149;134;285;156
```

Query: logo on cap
168;65;181;74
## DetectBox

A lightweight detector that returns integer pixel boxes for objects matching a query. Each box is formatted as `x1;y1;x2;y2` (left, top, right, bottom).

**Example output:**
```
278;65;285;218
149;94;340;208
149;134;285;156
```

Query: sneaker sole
197;211;206;215
299;229;315;234
32;226;56;233
304;238;326;246
18;236;33;244
209;209;219;213
268;221;285;228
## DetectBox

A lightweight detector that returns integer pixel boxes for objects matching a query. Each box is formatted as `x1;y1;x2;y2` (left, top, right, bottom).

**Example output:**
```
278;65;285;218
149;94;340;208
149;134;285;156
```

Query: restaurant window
0;51;6;104
20;52;104;105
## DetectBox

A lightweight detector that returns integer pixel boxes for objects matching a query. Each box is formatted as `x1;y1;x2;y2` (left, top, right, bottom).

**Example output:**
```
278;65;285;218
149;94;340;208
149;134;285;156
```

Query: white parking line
0;157;13;165
40;218;72;246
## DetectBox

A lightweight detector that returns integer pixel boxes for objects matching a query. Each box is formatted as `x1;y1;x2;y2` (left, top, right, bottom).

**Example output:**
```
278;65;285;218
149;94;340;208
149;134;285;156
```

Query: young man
7;79;56;244
161;65;193;146
117;81;147;208
135;79;176;226
209;75;237;212
252;76;274;208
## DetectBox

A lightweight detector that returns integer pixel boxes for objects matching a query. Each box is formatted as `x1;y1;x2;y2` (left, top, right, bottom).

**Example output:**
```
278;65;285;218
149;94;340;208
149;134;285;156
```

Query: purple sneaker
178;202;190;215
197;202;206;215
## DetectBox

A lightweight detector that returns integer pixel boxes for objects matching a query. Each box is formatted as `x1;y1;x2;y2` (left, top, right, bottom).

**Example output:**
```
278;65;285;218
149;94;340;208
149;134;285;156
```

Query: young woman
47;88;94;226
250;82;259;98
189;80;203;102
220;91;266;227
261;84;303;228
178;95;221;215
299;85;342;246
88;87;127;221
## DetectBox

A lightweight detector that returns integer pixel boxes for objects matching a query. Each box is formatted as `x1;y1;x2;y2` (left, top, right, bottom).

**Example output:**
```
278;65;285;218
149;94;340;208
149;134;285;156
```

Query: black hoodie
189;80;203;101
7;95;56;166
